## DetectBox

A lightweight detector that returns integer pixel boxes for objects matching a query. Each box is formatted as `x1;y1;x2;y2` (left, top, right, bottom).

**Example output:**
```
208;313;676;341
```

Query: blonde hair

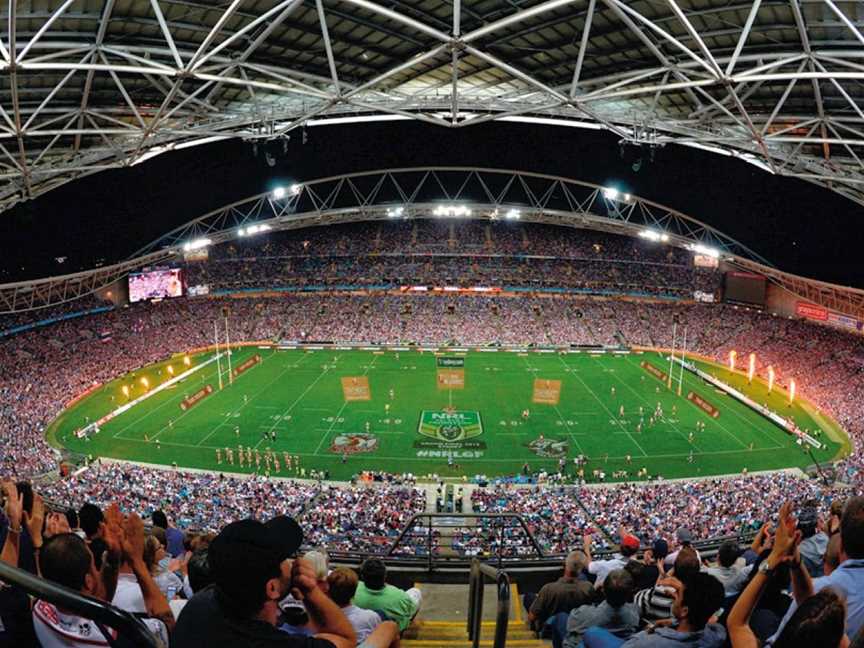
304;550;329;581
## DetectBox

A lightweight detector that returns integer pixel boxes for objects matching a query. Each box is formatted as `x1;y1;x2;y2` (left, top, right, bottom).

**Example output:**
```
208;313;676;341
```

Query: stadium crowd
0;477;862;647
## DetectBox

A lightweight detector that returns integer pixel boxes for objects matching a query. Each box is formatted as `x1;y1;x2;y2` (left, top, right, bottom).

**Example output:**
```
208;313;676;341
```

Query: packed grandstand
2;218;864;647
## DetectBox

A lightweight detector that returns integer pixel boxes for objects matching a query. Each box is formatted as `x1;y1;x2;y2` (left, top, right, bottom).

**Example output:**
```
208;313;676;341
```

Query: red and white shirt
33;599;168;648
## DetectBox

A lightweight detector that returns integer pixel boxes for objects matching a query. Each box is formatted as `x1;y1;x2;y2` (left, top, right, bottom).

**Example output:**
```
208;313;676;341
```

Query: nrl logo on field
417;410;483;442
330;433;379;455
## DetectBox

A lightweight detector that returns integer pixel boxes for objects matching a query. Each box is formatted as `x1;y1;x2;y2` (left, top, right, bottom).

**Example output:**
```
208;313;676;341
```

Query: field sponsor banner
180;384;214;411
418;410;483;442
796;302;828;321
341;376;371;401
232;354;261;378
532;379;562;405
437;357;465;367
640;361;669;383
686;391;720;418
437;368;465;389
330;433;378;455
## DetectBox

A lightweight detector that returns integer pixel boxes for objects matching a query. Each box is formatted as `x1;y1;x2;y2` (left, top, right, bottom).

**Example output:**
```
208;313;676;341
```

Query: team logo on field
527;437;568;458
418;410;483;442
330;433;379;455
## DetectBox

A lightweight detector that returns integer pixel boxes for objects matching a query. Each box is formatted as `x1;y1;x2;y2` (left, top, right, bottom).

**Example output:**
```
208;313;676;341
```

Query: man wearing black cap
173;516;356;648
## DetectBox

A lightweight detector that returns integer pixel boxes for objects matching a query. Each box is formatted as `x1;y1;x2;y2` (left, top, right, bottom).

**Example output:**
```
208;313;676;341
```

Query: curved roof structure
2;0;864;211
3;167;864;319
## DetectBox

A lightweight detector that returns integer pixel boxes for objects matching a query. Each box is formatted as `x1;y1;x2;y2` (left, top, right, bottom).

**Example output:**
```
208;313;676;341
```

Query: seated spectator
634;548;701;624
143;533;183;600
636;540;668;590
665;529;700;568
0;481;41;647
621;573;726;647
585;530;640;587
152;510;185;558
78;503;103;543
327;567;401;647
353;558;421;632
281;550;331;633
825;534;843;576
173;516;355;648
728;501;847;648
34;505;172;647
771;496;864;640
705;540;751;597
526;550;595;632
563;569;639;648
798;506;829;578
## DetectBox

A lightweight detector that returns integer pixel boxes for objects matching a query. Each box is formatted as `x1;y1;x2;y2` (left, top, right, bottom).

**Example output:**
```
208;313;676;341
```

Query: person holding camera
172;516;355;648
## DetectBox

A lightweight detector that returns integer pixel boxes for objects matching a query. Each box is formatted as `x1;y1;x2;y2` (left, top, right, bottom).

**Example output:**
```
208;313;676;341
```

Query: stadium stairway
403;583;549;648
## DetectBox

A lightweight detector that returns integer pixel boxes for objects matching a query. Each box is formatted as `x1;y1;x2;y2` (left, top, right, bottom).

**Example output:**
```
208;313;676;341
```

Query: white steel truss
2;1;864;211
4;167;864;320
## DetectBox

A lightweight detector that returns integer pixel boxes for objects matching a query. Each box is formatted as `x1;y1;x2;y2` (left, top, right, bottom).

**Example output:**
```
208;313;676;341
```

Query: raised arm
1;482;22;568
291;557;356;648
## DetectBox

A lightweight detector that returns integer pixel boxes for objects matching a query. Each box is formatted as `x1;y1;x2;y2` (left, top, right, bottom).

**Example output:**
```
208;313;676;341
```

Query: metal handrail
467;559;510;648
385;512;545;570
0;561;159;648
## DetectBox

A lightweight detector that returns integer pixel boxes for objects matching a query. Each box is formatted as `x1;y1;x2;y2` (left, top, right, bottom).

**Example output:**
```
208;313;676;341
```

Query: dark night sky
0;120;858;286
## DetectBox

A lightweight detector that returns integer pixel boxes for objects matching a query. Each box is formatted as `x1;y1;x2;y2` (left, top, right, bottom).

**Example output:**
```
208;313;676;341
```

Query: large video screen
129;268;184;303
724;271;766;307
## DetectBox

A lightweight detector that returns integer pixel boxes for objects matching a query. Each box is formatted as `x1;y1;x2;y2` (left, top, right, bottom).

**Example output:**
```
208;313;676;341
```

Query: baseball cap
209;517;304;600
676;528;693;544
621;534;640;551
652;538;669;560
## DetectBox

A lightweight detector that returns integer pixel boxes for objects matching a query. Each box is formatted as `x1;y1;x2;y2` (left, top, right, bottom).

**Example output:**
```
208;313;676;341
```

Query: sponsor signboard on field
640;361;668;383
686;391;720;418
532;379;562;405
437;357;465;367
232;354;261;378
180;384;214;411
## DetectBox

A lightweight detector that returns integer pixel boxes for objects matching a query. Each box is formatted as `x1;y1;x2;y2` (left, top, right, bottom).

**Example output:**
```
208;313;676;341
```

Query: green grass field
46;347;848;481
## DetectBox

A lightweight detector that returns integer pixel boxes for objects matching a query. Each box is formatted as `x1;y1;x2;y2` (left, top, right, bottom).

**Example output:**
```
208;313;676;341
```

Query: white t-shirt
112;572;146;613
33;599;168;648
587;555;628;587
343;605;381;644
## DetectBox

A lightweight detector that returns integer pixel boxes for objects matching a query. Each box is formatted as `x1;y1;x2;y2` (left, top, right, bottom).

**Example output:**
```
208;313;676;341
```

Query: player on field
619;405;624;417
389;388;395;399
234;425;240;438
688;450;695;463
216;448;222;464
610;386;616;397
243;394;248;404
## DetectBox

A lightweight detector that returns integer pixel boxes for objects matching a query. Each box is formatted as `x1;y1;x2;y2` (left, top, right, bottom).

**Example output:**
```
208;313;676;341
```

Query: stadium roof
2;0;864;212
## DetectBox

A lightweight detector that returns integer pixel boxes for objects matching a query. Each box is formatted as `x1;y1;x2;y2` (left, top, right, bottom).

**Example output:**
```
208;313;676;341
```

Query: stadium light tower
272;186;286;200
